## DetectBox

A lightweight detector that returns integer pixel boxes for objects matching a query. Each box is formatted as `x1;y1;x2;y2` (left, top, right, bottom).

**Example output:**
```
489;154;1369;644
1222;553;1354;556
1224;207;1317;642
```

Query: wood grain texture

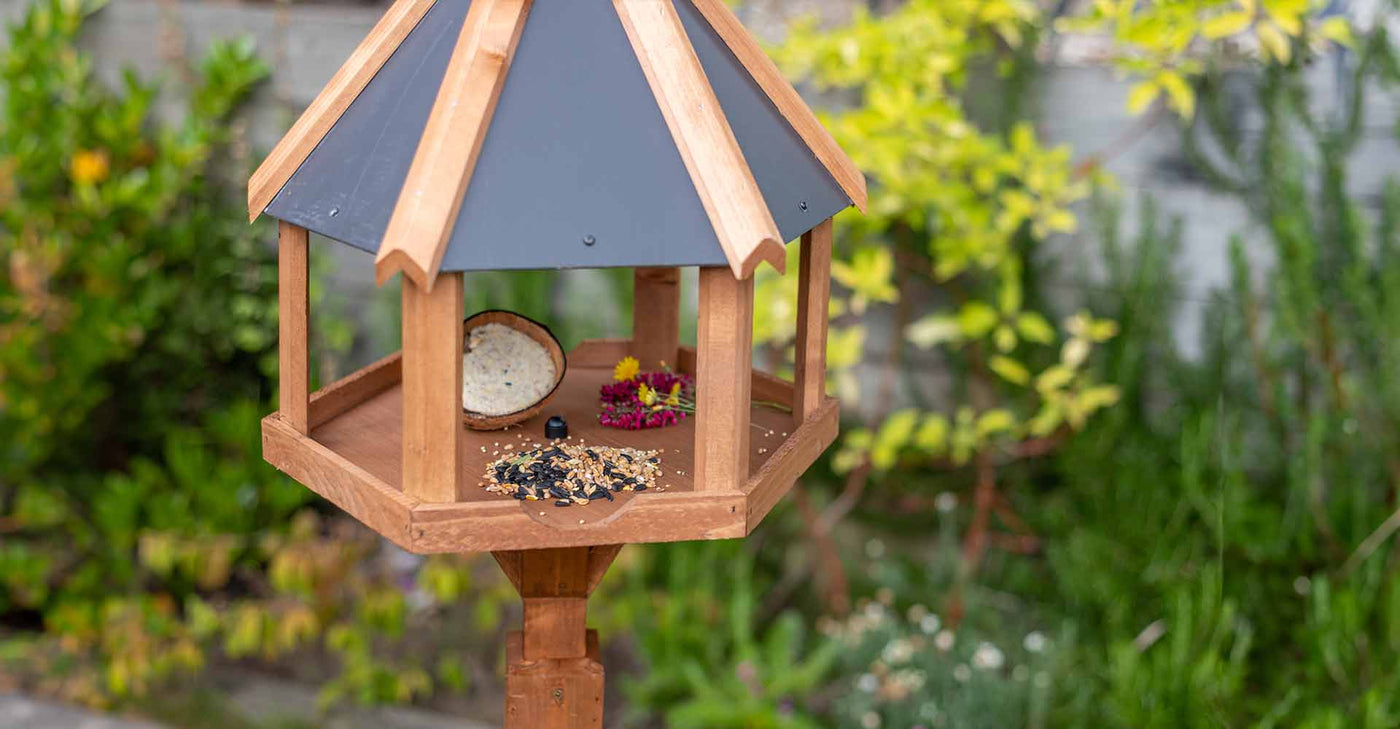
568;339;634;368
523;597;589;660
401;273;464;502
694;266;754;492
792;219;832;426
309;351;402;429
278;223;311;434
375;0;533;290
585;545;623;594
505;631;604;729
744;396;839;529
262;415;418;549
248;0;435;221
616;0;784;279
631;268;681;369
684;0;868;213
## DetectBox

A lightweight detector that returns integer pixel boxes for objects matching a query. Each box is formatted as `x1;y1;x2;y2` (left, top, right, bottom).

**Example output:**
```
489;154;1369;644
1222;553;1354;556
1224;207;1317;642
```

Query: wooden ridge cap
374;0;534;290
616;0;784;279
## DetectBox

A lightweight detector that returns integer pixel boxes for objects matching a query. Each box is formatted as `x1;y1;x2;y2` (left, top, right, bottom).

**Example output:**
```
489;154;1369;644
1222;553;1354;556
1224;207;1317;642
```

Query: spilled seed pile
462;323;557;416
481;441;665;507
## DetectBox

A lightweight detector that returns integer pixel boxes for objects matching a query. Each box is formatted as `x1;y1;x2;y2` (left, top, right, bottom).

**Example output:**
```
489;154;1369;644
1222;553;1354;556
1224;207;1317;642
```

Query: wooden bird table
251;0;865;723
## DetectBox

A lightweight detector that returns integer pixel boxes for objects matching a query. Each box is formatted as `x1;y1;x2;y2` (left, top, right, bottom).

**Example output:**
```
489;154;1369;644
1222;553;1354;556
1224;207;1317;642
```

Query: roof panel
438;0;723;272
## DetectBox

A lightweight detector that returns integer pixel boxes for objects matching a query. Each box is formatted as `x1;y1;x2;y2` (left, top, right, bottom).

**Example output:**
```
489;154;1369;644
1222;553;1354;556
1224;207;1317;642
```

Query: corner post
278;222;311;435
631;267;681;370
792;219;832;426
695;266;754;492
401;272;464;503
494;546;622;729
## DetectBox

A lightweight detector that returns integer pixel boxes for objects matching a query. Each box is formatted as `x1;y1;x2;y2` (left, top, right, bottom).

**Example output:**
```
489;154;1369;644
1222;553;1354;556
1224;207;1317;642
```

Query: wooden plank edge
374;0;533;291
309;351;404;429
408;492;746;553
248;0;436;221
676;346;791;407
262;414;419;550
569;339;634;368
684;0;868;213
743;396;839;529
615;0;785;279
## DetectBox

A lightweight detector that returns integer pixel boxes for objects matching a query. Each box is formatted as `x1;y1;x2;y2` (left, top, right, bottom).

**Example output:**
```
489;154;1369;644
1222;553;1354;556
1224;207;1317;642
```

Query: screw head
799;200;809;212
582;234;597;246
328;206;341;217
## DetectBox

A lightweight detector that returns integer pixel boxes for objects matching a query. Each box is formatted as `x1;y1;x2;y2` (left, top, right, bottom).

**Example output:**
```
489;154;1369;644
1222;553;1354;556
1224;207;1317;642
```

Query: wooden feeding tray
262;339;838;554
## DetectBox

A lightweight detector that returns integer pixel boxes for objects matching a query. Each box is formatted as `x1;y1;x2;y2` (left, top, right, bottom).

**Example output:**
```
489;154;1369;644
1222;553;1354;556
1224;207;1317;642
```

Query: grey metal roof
263;0;851;273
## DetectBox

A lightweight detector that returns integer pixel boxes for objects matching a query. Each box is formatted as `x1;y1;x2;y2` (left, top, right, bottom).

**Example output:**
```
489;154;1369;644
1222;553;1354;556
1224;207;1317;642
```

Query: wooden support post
694;267;754;492
631;267;681;370
494;546;622;729
792;219;832;426
278;222;310;435
401;272;464;503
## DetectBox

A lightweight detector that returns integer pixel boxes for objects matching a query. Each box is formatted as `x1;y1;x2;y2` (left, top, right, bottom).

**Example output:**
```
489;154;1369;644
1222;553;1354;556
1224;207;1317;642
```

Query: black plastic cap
545;415;569;440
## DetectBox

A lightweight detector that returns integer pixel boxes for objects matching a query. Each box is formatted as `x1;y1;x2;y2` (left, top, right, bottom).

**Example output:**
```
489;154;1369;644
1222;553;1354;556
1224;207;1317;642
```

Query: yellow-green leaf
1317;16;1353;46
915;414;949;454
906;314;961;349
1157;70;1195;117
1036;364;1074;393
976;409;1018;437
1016;312;1056;344
1257;22;1291;63
1127;80;1160;114
989;354;1031;385
958;302;1000;338
1202;11;1253;39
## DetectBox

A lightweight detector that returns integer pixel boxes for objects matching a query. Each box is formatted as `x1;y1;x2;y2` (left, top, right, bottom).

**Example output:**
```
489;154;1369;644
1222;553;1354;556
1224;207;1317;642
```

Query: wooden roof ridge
683;0;868;214
616;0;784;279
374;0;534;291
248;0;437;223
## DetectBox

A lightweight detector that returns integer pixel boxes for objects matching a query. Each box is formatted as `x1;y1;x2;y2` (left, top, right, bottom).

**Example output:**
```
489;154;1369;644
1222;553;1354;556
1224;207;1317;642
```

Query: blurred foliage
767;0;1120;483
0;0;509;712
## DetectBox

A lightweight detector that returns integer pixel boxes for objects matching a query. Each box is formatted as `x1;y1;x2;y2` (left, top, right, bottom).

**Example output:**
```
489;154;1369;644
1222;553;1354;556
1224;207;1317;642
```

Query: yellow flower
70;149;110;186
666;382;681;406
638;383;656;405
613;356;640;382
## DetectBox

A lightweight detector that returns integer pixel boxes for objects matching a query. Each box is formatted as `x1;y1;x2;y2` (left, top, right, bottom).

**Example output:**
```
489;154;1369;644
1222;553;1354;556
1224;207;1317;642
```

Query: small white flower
861;711;882;729
952;664;972;682
1023;631;1047;654
920;614;942;635
1294;576;1311;596
857;673;880;693
935;492;958;513
882;639;914;665
865;538;886;558
934;629;955;652
1034;671;1052;689
907;603;928;623
972;642;1005;671
919;701;939;719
